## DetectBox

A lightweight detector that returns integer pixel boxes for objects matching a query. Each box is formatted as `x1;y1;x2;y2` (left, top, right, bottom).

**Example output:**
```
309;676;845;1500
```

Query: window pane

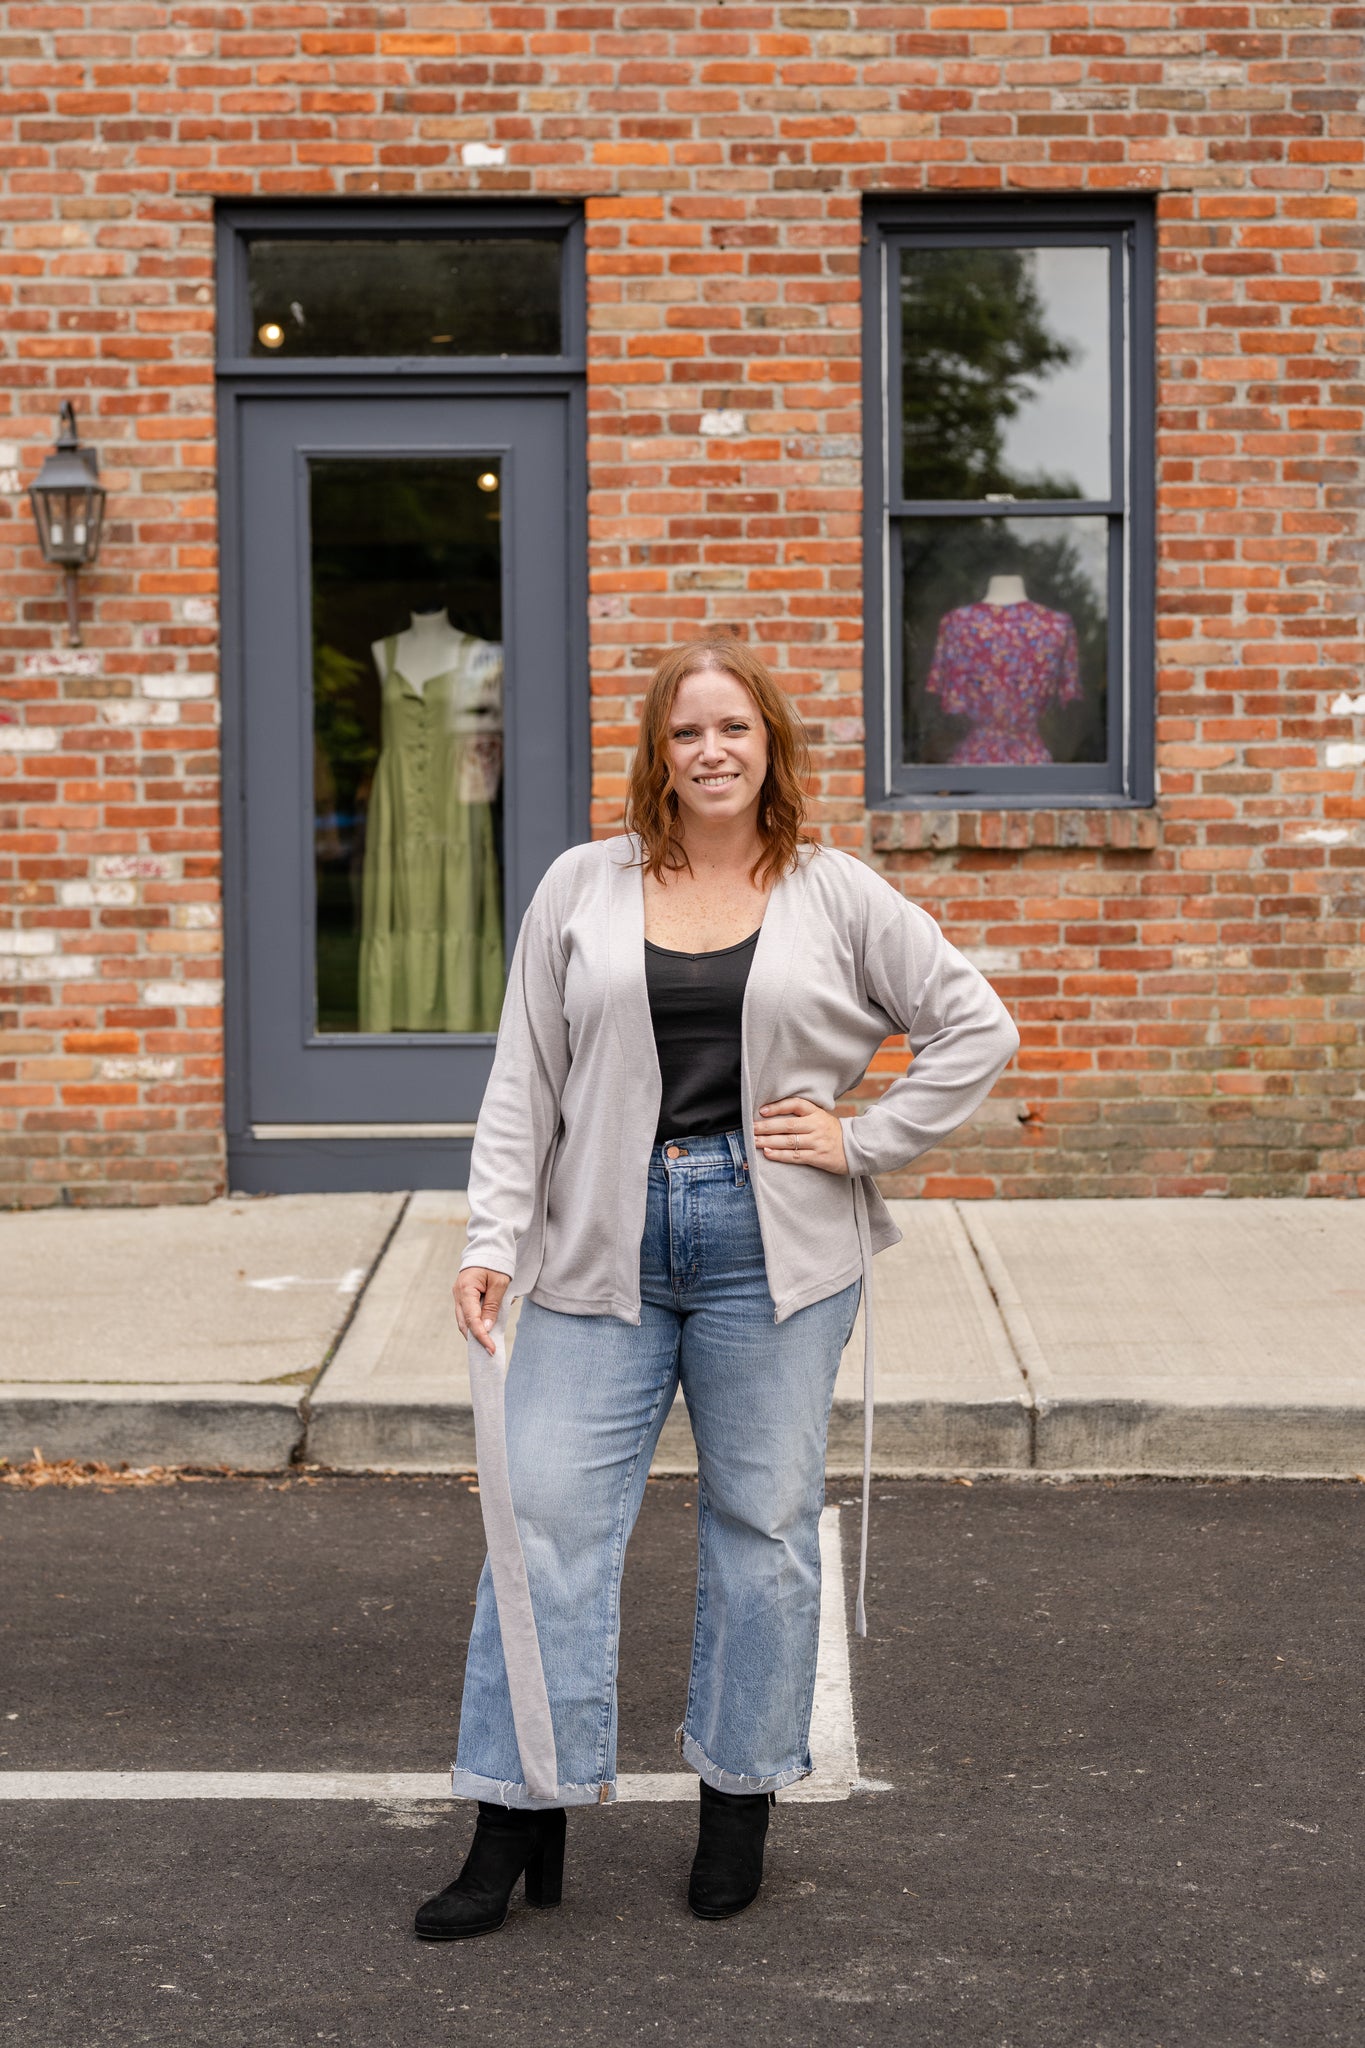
310;458;506;1035
901;515;1108;768
900;246;1110;502
249;238;561;357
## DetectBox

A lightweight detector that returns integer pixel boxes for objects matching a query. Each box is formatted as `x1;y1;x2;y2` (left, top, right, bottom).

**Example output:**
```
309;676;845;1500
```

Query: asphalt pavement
1;1474;1362;2047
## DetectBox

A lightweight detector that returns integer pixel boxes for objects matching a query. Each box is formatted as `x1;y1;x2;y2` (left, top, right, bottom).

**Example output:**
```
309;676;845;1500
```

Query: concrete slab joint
960;1200;1365;1479
0;1194;405;1471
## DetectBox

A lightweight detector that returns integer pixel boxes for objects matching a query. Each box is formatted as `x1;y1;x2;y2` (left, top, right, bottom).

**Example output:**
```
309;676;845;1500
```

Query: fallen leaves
0;1448;230;1491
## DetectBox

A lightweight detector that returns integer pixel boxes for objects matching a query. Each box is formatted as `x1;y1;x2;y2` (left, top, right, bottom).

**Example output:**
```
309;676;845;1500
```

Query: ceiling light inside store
258;322;285;349
477;472;499;492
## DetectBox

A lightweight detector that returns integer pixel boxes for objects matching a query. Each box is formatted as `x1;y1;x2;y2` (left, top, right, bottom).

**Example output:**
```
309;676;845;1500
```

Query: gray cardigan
460;831;1020;1799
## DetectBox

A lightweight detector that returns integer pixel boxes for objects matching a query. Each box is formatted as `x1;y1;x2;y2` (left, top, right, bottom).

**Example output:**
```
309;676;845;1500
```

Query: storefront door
222;389;582;1190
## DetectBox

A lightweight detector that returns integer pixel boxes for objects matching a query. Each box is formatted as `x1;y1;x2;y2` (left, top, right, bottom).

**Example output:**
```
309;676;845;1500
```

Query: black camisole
644;927;762;1145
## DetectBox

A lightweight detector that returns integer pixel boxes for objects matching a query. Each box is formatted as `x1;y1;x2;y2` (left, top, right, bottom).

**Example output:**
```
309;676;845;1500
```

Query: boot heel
414;1803;566;1941
524;1810;565;1908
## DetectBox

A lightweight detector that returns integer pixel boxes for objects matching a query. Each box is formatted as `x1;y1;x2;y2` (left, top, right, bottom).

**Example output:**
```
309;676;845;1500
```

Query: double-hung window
862;199;1155;809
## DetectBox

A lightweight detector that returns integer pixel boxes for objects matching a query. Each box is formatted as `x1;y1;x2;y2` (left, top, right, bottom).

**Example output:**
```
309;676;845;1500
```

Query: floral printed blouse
924;600;1083;764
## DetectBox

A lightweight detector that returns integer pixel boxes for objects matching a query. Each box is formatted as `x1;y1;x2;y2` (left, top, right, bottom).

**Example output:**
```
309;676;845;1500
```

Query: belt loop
726;1127;747;1187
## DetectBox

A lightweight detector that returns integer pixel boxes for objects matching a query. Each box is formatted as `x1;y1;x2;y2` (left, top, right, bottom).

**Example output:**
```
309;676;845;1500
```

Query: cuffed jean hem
450;1765;615;1810
679;1729;814;1797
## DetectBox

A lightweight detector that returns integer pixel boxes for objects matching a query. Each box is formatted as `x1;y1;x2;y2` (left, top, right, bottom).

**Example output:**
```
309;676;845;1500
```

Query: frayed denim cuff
450;1765;616;1810
679;1729;813;1796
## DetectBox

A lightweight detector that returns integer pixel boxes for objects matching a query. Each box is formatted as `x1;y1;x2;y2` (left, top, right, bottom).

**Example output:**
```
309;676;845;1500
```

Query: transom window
217;203;582;366
862;200;1155;808
247;236;562;359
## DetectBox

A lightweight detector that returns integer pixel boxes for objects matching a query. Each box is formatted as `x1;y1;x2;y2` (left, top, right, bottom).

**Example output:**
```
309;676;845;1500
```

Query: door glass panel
310;457;506;1035
900;245;1110;502
901;515;1108;768
249;238;561;357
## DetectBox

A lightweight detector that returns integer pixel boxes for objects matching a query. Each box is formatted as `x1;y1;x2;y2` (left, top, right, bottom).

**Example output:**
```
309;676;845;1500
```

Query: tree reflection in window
901;247;1106;503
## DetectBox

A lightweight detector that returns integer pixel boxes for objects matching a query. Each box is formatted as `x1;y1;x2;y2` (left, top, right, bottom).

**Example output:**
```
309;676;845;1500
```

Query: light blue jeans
452;1127;862;1808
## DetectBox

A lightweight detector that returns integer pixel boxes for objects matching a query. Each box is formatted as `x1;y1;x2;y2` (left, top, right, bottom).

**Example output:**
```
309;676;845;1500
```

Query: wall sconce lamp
29;401;107;646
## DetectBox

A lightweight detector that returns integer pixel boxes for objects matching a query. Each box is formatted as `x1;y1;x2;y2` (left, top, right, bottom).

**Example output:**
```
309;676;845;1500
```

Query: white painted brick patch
963;947;1023;974
19;650;100;678
100;1057;178;1081
142;673;216;700
101;702;181;727
60;881;138;907
2;954;97;982
0;726;59;752
142;980;224;1008
97;856;175;879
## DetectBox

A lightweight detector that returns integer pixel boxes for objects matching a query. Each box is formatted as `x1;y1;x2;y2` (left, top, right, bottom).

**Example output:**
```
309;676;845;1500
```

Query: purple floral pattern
923;600;1083;765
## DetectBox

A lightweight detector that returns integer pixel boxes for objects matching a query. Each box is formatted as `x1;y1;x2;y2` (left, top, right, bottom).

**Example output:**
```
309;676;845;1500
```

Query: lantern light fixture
28;400;107;647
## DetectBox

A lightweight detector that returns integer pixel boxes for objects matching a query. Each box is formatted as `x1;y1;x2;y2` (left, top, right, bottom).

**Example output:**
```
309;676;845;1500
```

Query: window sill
869;807;1161;853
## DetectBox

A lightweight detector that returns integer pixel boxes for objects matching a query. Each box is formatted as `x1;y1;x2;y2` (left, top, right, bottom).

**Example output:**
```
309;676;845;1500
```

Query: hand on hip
752;1097;848;1175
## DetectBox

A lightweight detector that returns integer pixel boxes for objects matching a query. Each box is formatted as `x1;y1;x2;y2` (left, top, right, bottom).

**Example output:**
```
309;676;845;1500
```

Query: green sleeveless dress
358;631;506;1034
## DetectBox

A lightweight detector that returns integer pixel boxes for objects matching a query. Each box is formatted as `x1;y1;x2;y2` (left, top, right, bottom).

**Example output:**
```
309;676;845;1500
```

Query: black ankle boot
687;1781;776;1920
414;1802;566;1941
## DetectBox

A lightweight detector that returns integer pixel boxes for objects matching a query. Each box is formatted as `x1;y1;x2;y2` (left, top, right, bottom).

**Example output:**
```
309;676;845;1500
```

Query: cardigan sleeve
457;870;571;1287
839;887;1021;1180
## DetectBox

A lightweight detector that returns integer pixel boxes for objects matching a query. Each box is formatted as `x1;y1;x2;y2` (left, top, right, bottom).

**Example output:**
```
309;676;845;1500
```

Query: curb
7;1385;1365;1480
0;1385;304;1472
6;1388;1364;1482
1035;1396;1365;1476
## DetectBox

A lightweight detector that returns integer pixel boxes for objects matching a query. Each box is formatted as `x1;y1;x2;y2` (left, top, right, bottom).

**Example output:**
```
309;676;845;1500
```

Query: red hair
622;640;819;890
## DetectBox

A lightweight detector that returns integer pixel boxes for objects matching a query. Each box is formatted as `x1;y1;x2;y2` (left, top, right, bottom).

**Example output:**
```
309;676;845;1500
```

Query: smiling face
664;666;770;833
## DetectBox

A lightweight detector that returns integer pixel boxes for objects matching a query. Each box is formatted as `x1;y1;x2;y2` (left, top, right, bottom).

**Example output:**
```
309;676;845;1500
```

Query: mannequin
358;607;506;1033
371;607;470;696
923;579;1082;766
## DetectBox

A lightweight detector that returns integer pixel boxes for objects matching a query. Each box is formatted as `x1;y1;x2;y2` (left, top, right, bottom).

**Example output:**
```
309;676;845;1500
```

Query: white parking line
0;1510;863;1805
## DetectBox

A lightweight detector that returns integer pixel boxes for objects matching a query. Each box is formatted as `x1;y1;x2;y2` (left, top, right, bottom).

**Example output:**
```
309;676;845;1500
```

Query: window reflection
900;245;1110;502
902;516;1108;767
310;458;506;1035
250;238;561;357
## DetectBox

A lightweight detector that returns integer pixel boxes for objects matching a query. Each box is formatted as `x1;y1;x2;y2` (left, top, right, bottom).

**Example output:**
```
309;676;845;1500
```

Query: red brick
0;2;1356;1206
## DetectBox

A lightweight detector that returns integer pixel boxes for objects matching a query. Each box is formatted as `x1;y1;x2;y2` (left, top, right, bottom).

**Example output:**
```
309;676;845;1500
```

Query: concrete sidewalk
2;1193;1363;1476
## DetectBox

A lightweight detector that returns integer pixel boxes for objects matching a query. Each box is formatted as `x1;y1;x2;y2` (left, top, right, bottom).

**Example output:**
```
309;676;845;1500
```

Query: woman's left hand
752;1097;849;1176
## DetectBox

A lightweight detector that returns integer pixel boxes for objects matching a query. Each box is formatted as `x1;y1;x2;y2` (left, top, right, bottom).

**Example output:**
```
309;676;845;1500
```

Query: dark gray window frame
861;196;1155;810
216;199;586;372
215;201;588;1192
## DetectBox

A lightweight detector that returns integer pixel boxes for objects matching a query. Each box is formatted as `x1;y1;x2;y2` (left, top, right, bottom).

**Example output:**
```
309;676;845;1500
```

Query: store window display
308;456;506;1035
900;514;1108;771
924;576;1082;766
359;610;505;1034
864;206;1155;805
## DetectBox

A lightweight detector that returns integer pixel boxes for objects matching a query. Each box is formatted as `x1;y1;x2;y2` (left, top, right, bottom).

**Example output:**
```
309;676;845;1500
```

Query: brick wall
1;3;1361;1205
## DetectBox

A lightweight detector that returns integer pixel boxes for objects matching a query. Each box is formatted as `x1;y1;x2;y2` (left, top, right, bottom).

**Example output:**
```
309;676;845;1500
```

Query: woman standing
415;639;1020;1939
